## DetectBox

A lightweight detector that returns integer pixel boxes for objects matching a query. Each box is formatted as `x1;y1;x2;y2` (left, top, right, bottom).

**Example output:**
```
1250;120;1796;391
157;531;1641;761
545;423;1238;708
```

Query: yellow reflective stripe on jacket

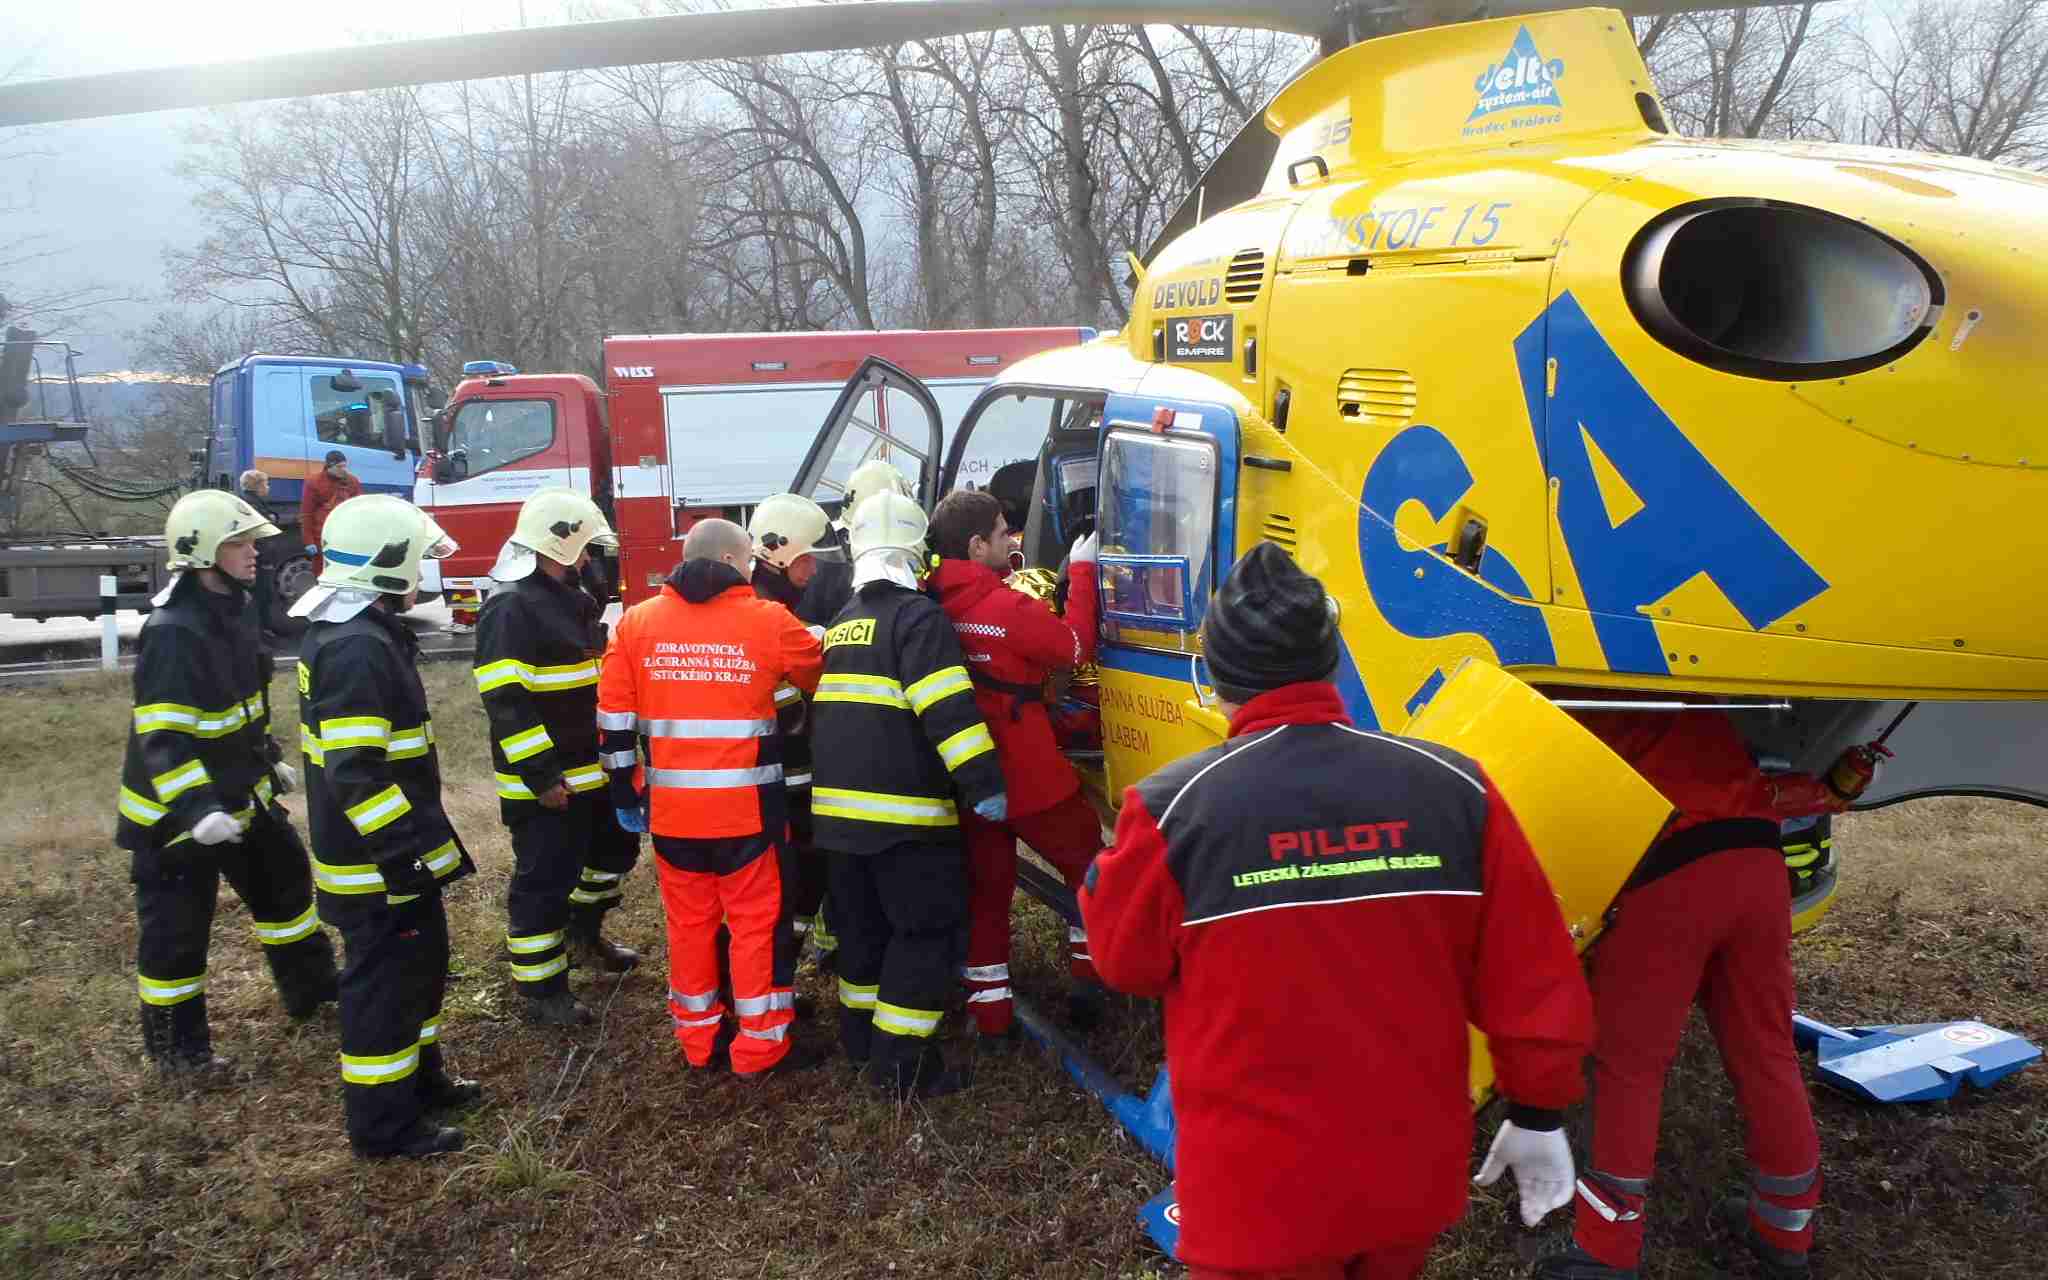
562;764;607;792
935;722;996;772
811;787;958;827
313;859;386;894
150;759;212;801
496;773;535;800
345;785;412;835
133;701;251;737
422;839;462;879
252;904;319;945
320;716;392;751
813;673;910;708
905;665;973;714
872;1000;942;1038
120;786;169;826
499;725;554;763
137;971;207;1006
300;722;326;766
474;658;600;692
386;722;433;760
339;1043;420;1086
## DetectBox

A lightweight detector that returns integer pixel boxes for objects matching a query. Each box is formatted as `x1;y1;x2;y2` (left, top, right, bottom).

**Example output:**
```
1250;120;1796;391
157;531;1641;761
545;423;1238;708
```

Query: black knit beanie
1202;542;1339;693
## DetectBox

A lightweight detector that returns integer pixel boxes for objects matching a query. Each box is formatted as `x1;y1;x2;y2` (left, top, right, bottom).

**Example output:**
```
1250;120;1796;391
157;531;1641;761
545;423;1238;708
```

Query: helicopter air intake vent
1224;250;1266;304
1336;369;1418;427
1262;513;1299;553
1624;198;1943;381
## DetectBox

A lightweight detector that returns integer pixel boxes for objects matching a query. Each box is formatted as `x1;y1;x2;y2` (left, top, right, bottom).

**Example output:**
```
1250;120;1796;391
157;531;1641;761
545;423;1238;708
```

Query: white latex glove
191;810;245;846
1068;532;1099;567
272;761;299;794
1474;1119;1575;1228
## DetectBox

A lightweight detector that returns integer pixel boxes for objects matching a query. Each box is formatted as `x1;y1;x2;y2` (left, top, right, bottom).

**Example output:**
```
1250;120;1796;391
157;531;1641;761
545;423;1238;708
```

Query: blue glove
973;793;1008;824
303;544;317;555
615;804;648;834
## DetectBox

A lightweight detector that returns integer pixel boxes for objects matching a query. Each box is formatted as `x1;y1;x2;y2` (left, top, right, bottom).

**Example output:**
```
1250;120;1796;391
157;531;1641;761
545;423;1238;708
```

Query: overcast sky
2;1;562;372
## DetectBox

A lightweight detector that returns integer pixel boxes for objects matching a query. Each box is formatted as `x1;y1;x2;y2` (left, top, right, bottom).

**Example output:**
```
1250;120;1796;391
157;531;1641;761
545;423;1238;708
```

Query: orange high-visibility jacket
597;566;824;839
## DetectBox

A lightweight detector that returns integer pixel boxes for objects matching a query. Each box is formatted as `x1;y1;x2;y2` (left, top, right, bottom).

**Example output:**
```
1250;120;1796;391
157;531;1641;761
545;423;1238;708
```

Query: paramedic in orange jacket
596;519;825;1079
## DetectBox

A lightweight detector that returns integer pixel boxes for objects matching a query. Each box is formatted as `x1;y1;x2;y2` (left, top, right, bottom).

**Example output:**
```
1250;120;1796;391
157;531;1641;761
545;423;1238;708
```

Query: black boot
268;932;340;1019
1714;1196;1812;1278
735;1041;831;1084
518;988;594;1027
142;999;235;1087
865;1034;969;1100
354;1119;465;1159
1530;1244;1637;1279
417;1045;484;1111
567;908;639;973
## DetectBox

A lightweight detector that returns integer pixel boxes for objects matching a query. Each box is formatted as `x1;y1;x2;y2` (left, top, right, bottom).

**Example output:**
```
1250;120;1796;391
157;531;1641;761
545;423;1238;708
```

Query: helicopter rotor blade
0;0;1337;128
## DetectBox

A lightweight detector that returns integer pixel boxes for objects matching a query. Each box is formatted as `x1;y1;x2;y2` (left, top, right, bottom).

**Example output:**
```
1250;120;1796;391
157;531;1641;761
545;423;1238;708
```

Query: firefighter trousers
783;798;836;967
1572;848;1821;1270
654;835;794;1072
133;802;333;1018
506;792;640;995
333;890;452;1154
828;840;966;1065
961;791;1101;1034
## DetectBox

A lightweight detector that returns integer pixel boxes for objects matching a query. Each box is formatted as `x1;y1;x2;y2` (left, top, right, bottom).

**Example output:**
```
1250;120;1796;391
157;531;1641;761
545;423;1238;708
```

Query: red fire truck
415;326;1093;619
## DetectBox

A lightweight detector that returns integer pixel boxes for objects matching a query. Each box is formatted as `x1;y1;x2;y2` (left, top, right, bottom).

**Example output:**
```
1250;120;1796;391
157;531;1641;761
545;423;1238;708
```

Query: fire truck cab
418;328;1092;616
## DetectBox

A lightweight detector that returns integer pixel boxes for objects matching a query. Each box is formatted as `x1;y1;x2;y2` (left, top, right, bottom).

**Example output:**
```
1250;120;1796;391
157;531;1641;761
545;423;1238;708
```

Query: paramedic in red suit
926;490;1104;1034
1080;544;1594;1280
1535;706;1868;1280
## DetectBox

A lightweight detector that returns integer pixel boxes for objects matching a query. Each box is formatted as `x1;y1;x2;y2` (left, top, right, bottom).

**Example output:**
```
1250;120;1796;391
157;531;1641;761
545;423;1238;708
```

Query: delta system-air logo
1465;26;1565;132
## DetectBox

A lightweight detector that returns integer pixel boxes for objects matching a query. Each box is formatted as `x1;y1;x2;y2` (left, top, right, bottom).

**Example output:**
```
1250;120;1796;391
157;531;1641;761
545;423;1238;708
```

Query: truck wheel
268;553;317;635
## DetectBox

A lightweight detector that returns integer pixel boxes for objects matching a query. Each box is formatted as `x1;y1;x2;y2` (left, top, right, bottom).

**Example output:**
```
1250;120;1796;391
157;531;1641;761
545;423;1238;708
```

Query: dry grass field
1;664;2042;1279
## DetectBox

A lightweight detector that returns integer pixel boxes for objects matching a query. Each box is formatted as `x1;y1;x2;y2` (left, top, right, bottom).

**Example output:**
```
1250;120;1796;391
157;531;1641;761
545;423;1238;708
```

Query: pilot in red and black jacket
1079;545;1593;1275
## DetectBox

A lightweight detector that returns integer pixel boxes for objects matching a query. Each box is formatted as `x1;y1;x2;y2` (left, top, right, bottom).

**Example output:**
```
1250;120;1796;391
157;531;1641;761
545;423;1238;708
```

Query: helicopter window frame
1096;426;1221;648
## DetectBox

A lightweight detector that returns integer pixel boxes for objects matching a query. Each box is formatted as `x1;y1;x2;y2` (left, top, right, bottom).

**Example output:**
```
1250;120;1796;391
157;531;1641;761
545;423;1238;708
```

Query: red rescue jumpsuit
1569;709;1837;1270
300;467;361;574
928;556;1100;1034
597;561;823;1071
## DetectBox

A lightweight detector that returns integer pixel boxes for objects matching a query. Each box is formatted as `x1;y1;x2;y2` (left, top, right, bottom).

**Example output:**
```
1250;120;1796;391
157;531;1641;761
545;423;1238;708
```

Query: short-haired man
301;450;362;573
237;469;283;634
597;518;826;1079
926;488;1104;1035
1080;543;1594;1279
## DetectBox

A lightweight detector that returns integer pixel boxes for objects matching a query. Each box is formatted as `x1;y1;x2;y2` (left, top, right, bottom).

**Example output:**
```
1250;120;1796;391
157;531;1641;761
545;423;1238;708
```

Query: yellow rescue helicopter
10;0;2044;1250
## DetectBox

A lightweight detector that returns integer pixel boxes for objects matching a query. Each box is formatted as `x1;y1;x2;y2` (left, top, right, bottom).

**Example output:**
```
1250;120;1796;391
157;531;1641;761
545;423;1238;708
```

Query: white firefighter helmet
163;489;280;572
847;491;928;562
303;494;457;601
749;493;839;571
838;459;915;527
491;488;617;581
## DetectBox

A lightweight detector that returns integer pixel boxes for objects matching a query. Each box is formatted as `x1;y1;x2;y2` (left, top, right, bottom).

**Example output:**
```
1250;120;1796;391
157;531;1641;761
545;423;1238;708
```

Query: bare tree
1846;0;2048;166
1638;4;1842;139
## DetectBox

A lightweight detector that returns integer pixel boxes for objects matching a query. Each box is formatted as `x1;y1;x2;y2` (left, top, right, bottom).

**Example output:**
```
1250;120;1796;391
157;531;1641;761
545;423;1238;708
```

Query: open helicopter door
1088;393;1241;800
788;356;943;517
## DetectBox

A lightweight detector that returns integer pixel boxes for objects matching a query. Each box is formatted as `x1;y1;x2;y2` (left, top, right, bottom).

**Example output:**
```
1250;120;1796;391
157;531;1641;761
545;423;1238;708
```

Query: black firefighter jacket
298;605;475;914
116;574;284;862
473;570;607;822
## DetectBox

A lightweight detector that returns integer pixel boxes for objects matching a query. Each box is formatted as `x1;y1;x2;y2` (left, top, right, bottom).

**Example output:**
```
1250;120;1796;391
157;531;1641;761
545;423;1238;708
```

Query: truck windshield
311;373;402;448
446;399;556;478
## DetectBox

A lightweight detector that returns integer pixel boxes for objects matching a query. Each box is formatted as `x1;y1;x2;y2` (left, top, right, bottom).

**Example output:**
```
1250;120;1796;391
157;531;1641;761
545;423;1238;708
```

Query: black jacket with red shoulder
1078;681;1593;1271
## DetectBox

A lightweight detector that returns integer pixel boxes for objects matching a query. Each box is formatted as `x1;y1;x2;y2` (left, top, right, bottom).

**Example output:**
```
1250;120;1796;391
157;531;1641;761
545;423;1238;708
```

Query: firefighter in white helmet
118;490;339;1084
473;490;641;1027
293;495;480;1158
833;459;916;535
747;494;853;982
807;491;1006;1098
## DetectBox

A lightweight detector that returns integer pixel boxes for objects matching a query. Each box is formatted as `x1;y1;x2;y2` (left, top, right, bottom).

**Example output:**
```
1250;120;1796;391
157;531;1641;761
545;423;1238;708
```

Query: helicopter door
789;356;943;516
1089;394;1240;799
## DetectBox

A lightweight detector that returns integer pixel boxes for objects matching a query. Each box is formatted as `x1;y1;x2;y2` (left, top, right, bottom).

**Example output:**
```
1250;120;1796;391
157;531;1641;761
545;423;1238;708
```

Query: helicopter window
445;399;557;480
1624;199;1942;381
1098;429;1217;640
310;373;401;449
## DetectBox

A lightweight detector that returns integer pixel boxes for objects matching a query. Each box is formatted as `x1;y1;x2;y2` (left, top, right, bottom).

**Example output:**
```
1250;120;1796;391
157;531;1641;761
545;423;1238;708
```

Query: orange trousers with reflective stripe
655;845;791;1072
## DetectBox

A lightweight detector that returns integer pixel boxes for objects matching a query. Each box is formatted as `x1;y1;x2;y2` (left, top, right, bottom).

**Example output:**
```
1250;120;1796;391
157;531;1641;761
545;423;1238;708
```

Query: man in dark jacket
294;494;479;1159
809;491;1006;1099
119;490;339;1084
475;490;641;1028
926;489;1104;1036
1080;543;1594;1279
